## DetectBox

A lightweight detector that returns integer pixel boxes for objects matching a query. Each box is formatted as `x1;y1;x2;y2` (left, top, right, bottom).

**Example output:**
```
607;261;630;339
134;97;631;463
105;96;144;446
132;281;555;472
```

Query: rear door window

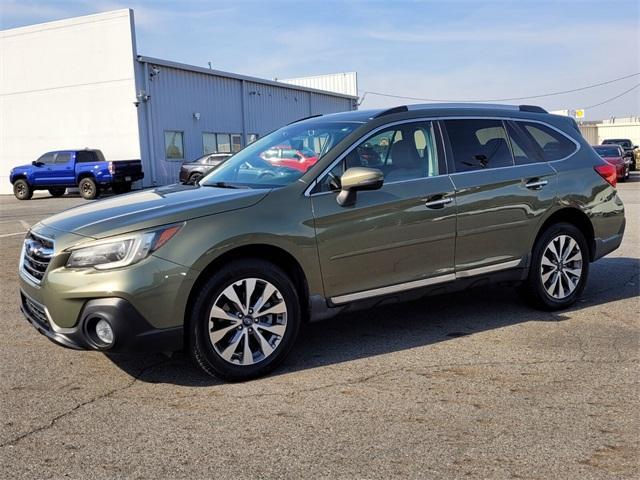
54;152;72;164
517;122;577;161
444;119;514;172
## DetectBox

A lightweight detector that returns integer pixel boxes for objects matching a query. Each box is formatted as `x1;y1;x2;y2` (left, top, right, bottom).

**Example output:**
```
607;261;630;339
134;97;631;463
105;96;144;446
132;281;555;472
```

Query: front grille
21;292;51;331
21;232;54;284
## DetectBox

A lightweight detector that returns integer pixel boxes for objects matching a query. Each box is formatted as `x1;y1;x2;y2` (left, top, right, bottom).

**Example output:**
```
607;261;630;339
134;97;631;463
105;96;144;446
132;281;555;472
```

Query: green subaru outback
19;104;625;380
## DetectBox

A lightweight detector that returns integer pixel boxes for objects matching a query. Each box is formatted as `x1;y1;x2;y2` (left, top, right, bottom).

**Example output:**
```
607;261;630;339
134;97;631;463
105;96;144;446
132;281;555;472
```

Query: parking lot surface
1;181;638;479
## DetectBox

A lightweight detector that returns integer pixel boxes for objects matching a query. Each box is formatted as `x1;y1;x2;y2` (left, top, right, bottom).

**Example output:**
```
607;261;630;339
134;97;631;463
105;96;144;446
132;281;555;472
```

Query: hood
39;184;270;239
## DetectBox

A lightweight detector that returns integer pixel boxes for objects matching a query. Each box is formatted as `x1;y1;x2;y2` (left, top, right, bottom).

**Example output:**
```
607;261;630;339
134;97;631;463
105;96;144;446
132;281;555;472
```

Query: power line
584;82;640;109
358;72;640;105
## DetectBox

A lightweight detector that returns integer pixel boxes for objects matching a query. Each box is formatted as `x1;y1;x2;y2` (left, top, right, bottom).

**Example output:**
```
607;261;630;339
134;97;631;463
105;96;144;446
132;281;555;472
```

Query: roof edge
136;55;359;100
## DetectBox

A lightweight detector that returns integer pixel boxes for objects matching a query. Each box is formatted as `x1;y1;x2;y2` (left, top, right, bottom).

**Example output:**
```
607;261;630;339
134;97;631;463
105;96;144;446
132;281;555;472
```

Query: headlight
66;223;183;270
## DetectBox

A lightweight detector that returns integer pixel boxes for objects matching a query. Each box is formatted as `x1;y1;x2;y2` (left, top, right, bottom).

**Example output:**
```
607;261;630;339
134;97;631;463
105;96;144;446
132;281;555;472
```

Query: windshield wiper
205;181;244;189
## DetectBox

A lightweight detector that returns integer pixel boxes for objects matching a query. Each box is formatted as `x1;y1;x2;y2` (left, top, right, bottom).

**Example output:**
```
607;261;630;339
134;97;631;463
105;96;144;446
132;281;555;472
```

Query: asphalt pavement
1;179;638;479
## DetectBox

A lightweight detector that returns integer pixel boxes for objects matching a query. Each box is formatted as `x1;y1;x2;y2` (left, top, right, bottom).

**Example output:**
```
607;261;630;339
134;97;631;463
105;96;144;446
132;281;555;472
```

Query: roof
136;56;359;100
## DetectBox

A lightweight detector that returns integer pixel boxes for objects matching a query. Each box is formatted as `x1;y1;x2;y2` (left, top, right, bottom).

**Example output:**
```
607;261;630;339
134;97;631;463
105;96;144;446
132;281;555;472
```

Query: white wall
280;72;358;97
0;9;141;194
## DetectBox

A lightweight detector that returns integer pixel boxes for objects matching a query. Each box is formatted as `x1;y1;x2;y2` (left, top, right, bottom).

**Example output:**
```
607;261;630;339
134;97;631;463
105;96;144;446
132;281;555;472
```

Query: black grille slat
21;294;51;331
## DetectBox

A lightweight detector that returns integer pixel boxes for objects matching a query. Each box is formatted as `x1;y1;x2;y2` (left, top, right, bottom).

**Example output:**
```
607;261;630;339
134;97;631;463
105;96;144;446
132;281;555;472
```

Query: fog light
95;319;114;345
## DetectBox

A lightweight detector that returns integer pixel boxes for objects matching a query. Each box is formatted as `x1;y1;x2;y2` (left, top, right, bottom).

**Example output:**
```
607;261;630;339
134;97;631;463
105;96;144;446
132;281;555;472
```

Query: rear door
50;152;75;185
310;120;457;303
442;118;558;275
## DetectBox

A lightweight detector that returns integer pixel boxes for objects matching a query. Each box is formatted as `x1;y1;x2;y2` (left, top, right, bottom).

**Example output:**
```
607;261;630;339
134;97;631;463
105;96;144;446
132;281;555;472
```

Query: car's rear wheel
79;177;99;200
13;179;33;200
190;259;301;381
48;187;66;197
518;223;589;310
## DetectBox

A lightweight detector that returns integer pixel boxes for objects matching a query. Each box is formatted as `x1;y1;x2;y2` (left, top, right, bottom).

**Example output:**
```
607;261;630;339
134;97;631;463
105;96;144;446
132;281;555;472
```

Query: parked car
592;145;630;181
601;139;638;170
10;149;143;200
260;145;318;172
179;153;233;184
19;104;625;381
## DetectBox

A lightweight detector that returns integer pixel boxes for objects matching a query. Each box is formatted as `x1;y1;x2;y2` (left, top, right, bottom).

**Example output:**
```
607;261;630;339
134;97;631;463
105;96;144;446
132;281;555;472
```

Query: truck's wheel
79;177;99;200
48;187;66;197
188;173;203;185
518;223;589;311
112;182;132;194
190;259;301;381
13;180;33;200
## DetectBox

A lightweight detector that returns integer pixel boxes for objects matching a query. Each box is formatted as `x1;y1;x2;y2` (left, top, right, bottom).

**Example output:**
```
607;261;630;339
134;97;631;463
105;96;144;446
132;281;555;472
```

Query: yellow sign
575;109;585;119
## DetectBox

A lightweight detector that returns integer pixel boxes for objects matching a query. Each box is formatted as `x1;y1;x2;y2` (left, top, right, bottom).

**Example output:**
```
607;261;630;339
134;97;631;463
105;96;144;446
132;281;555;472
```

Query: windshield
200;121;361;188
594;146;620;157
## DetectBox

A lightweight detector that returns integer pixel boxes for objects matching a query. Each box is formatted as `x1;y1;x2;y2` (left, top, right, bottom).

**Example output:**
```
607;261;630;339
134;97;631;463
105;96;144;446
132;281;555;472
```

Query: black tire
79;177;99;200
188;173;203;185
13;179;33;200
48;187;66;197
518;222;589;310
190;259;301;381
112;182;132;194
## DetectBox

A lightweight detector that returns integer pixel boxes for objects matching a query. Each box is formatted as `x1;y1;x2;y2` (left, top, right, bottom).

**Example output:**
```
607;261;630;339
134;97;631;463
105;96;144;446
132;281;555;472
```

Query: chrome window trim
304;116;580;196
330;258;524;304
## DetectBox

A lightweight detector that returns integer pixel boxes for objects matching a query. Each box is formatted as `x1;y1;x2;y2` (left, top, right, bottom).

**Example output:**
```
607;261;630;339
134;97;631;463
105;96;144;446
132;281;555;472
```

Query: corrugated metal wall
280;72;358;96
141;63;355;186
578;124;598;145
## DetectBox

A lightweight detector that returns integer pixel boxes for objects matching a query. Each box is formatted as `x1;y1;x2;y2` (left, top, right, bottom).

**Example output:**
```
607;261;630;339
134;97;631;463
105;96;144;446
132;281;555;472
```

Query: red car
593;145;630;182
260;146;318;173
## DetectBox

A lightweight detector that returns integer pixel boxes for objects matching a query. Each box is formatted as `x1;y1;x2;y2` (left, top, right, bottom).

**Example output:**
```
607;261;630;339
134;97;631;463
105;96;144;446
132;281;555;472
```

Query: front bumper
20;292;182;352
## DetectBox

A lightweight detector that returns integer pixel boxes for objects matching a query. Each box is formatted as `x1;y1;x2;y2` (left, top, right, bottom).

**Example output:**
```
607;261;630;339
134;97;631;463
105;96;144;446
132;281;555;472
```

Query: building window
247;133;259;145
216;133;231;153
203;132;217;154
231;134;243;153
164;131;184;160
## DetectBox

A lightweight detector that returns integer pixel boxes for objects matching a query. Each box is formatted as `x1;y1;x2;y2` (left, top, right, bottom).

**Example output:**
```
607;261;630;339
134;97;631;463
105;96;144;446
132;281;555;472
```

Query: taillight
594;163;617;187
108;161;115;175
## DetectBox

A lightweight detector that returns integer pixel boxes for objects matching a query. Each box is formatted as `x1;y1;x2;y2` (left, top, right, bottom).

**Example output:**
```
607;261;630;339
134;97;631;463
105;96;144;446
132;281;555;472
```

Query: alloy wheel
208;278;287;365
540;234;583;300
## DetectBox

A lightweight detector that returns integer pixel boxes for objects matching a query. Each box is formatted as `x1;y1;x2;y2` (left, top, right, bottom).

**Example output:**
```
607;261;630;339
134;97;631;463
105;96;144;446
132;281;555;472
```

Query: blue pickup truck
9;149;144;200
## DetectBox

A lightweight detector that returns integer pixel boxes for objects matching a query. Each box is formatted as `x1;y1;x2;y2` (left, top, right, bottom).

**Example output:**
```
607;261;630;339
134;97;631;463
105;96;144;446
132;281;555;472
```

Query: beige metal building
578;117;640;146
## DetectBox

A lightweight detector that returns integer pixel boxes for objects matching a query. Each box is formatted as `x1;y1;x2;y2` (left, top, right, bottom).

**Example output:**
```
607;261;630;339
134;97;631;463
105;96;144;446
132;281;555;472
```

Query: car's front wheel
519;223;589;310
190;259;301;381
13;179;33;200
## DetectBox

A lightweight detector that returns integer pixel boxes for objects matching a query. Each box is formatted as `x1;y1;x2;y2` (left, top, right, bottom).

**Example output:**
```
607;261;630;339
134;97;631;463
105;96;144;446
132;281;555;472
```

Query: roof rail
288;114;323;125
373;106;409;118
519;105;547;113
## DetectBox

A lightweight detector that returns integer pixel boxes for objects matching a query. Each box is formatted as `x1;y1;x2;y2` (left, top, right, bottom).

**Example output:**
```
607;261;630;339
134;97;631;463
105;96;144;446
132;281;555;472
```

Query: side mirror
31;161;43;167
336;167;384;207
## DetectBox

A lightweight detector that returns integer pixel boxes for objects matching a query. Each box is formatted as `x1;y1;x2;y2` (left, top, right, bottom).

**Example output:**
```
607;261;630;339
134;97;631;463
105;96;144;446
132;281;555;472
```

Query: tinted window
593;146;622;157
444;119;514;172
505;121;543;165
518;122;577;161
54;152;72;164
317;121;442;192
76;151;98;163
38;153;55;164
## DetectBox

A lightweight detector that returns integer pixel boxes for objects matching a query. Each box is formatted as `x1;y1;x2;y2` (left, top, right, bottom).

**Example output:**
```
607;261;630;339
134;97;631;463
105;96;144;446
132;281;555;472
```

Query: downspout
240;80;247;147
142;61;157;186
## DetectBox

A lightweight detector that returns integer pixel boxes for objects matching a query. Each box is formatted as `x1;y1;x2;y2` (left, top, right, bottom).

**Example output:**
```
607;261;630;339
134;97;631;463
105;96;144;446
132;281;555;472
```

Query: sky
1;0;639;120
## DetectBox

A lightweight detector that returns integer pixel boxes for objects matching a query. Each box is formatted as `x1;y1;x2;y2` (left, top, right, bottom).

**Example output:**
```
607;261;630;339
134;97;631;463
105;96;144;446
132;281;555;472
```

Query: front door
310;120;457;303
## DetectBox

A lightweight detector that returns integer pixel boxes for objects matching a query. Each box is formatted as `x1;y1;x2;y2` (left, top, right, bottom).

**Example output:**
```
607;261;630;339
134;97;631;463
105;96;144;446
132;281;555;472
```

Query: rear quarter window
518;122;577;161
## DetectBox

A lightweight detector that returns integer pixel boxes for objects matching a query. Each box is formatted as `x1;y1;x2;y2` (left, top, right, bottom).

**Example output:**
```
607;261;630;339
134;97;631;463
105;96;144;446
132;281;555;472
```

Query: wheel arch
11;174;28;184
183;243;310;347
76;172;96;183
533;208;596;261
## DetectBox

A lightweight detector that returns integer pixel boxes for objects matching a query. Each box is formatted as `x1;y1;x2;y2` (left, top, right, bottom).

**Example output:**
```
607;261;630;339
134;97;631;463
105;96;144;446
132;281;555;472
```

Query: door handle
525;179;548;189
424;196;453;209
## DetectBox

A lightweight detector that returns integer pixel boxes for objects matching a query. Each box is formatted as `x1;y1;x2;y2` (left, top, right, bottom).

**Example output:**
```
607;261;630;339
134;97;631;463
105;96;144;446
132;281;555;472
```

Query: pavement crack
0;359;172;448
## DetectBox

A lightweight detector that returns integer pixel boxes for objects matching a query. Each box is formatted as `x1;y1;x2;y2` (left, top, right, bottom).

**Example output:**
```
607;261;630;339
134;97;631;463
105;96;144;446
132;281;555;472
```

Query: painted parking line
0;231;27;238
19;220;31;230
